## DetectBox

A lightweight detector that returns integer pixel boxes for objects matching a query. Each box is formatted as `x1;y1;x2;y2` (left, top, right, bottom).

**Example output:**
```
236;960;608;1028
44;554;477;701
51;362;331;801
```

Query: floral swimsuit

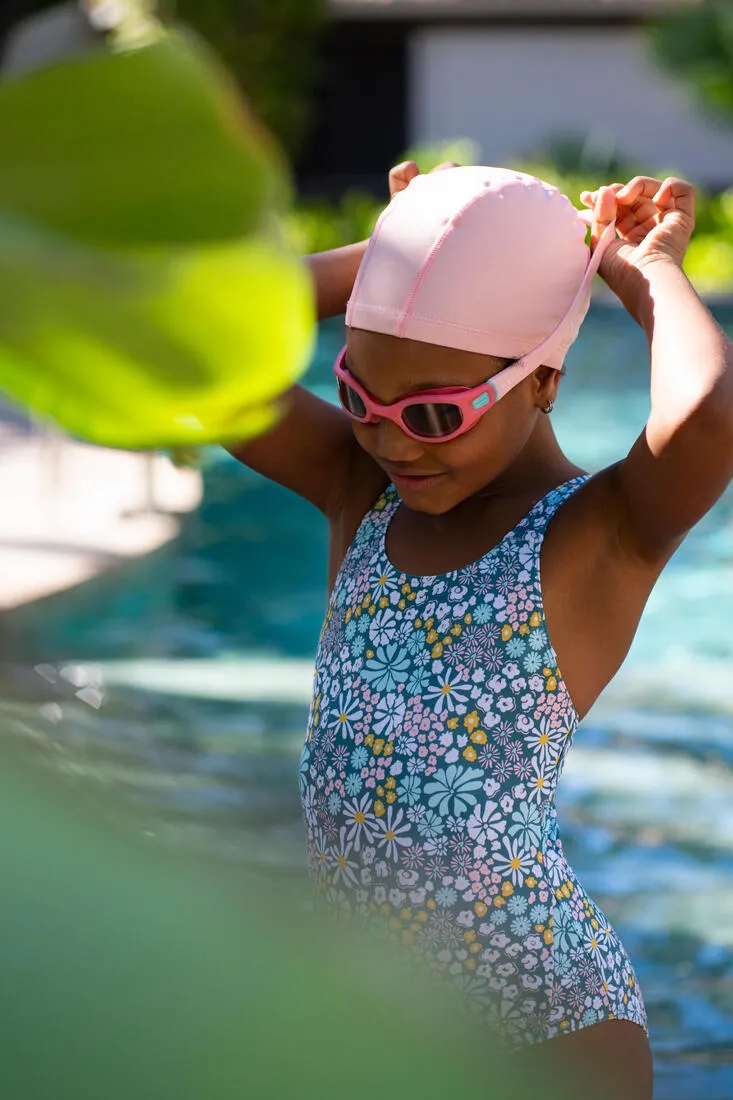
300;476;647;1049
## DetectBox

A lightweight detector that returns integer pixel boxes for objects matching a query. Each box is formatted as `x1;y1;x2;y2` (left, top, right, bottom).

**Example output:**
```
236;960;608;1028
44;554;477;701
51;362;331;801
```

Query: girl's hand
388;159;459;200
580;176;696;306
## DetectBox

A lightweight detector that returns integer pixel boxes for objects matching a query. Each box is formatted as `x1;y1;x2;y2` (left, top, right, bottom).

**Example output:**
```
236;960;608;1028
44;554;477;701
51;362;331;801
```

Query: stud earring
542;398;554;415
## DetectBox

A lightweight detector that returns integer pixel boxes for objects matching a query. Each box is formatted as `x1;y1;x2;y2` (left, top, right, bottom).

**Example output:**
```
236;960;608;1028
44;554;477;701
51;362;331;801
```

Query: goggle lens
402;402;463;439
337;378;367;420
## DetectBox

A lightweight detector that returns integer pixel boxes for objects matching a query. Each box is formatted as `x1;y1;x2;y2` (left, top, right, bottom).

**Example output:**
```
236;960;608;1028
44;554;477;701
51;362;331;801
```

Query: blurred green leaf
0;214;314;447
0;27;315;448
0;30;288;246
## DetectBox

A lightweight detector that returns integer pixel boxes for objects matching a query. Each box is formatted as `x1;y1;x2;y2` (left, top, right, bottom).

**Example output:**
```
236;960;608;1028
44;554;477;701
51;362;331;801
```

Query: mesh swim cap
346;166;614;391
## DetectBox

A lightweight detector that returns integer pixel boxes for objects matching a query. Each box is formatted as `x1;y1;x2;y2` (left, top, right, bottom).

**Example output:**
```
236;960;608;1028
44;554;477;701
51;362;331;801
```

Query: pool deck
0;404;202;610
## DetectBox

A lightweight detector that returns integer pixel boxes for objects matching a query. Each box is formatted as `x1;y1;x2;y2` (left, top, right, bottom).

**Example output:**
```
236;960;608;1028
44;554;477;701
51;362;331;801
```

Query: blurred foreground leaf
0;736;551;1100
0;25;314;448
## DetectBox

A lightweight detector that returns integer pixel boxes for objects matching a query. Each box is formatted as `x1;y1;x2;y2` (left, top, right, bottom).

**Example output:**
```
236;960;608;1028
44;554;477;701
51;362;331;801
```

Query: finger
653;176;696;218
591;185;618;249
580;183;624;207
389;160;419;198
615;176;663;203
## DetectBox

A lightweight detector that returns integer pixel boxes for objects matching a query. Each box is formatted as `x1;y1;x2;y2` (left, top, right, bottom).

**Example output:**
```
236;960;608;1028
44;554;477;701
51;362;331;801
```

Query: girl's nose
372;417;425;462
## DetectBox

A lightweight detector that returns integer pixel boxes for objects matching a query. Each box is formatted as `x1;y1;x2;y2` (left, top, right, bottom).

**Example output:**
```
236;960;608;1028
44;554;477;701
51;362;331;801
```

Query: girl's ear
534;365;562;409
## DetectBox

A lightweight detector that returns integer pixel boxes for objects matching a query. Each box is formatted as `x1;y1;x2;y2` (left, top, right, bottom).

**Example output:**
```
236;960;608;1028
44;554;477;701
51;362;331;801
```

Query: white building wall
409;27;733;188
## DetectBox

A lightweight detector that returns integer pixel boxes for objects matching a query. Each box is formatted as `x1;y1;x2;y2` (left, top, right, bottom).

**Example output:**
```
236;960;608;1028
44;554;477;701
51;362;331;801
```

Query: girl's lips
387;469;447;491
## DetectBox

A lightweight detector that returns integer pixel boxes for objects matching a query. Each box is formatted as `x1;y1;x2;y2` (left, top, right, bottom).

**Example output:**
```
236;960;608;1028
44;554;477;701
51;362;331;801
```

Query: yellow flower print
529;611;542;628
474;901;488;918
463;929;476;943
378;596;389;609
385;777;397;790
446;717;459;730
386;791;397;804
431;643;443;658
374;800;386;817
525;876;537;889
463;746;478;763
470;729;488;745
383;742;394;757
450;623;462;637
519;623;530;636
463;612;472;625
464;958;477;972
464;710;480;733
426;629;439;644
501;624;513;641
373;738;385;756
501;881;514;897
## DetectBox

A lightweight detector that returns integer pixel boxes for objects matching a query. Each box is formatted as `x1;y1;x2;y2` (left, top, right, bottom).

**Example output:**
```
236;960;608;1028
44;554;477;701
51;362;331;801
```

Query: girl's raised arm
584;177;733;563
227;162;433;518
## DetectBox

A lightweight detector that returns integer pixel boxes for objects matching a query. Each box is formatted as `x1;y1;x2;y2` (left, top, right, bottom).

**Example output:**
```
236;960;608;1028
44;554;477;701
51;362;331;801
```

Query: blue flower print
522;652;543;674
510;916;532;937
530;903;549;924
528;627;547;652
417;808;444;839
424;764;484;817
345;773;363;796
553;901;584;952
361;644;411;692
508;800;543;849
350;746;368;769
328;792;342;815
506;894;528;916
506;637;526;659
407;662;431;695
397;774;422;805
435;885;458;908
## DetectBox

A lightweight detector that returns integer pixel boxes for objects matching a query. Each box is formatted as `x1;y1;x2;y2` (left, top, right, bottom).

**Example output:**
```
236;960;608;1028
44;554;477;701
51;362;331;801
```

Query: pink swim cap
347;166;613;385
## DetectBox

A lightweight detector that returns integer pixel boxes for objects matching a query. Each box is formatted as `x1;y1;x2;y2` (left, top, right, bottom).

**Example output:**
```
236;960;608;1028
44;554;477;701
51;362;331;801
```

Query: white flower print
376;806;412;861
424;675;471;715
329;827;359;886
527;758;553;802
372;691;406;738
466;800;507;848
328;689;363;738
369;608;398;647
343;792;377;851
525;719;564;766
493;836;534;887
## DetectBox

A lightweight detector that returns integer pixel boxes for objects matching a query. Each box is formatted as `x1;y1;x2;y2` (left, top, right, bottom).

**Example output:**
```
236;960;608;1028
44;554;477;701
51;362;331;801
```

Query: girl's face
345;329;560;515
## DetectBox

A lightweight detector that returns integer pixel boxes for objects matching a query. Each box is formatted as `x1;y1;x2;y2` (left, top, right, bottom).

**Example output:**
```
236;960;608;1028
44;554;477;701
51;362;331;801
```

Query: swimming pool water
3;304;733;1098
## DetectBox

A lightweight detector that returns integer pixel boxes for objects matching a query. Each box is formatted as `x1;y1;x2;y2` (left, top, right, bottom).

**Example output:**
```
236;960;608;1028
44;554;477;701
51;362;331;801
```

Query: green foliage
169;0;326;156
0;27;314;448
649;0;733;121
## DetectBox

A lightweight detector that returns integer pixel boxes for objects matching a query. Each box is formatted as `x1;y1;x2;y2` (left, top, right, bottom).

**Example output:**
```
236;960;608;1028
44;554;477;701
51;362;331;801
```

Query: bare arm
584;177;733;561
227;163;428;515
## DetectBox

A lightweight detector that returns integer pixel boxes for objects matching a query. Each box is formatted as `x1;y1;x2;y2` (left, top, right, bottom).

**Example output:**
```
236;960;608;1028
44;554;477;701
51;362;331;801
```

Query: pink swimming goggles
334;345;507;442
334;219;615;443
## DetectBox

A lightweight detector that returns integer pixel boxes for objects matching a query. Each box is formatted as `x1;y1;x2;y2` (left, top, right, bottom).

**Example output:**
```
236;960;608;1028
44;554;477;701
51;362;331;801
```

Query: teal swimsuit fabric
301;477;647;1049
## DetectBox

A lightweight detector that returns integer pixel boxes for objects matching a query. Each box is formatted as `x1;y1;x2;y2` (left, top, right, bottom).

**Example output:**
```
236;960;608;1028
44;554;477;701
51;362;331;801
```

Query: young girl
233;163;733;1098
